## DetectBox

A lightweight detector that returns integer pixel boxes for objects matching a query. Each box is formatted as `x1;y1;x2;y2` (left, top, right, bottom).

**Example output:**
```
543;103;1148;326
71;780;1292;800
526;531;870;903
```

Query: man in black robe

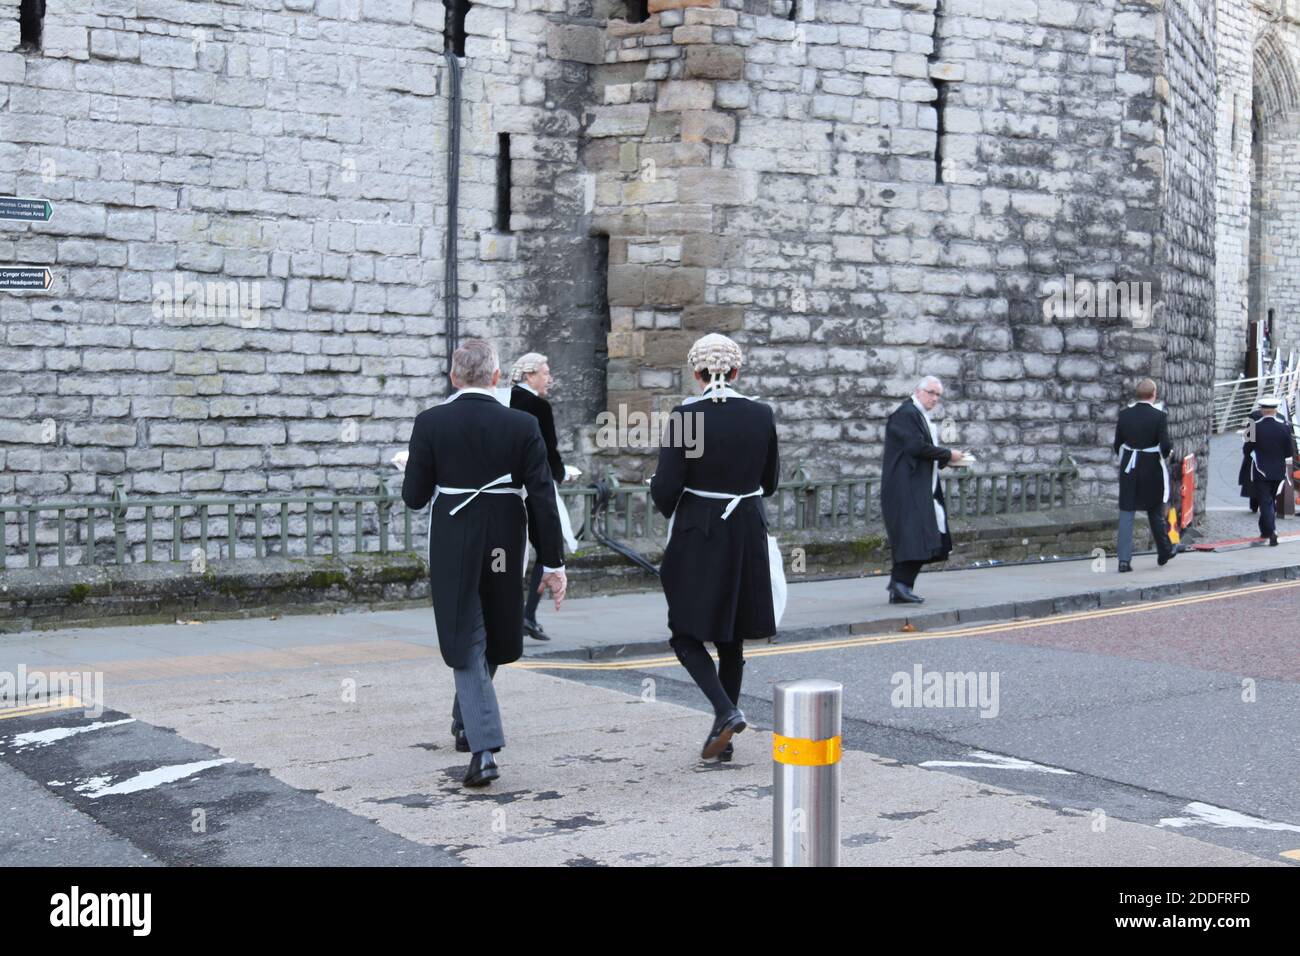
652;333;780;762
401;339;567;787
1243;396;1296;546
880;376;965;604
508;352;569;642
1112;377;1174;572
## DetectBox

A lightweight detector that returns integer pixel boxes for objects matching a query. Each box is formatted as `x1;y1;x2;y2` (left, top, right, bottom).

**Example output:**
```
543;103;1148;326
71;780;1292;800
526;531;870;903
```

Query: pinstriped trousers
450;611;504;754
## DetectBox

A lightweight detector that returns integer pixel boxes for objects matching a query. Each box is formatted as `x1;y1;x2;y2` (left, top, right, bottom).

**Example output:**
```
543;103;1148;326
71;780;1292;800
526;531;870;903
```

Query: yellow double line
512;579;1300;671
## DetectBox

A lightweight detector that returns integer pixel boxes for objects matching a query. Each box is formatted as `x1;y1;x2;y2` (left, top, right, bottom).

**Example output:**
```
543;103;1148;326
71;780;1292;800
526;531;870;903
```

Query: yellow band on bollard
772;733;842;766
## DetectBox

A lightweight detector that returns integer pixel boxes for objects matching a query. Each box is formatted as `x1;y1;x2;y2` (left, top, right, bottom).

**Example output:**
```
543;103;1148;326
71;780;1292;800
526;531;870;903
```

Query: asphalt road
0;579;1295;866
532;580;1300;864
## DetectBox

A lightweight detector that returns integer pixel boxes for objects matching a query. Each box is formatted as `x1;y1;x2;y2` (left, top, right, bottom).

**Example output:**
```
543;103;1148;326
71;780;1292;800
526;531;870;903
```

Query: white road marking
74;758;234;799
919;750;1076;775
8;719;135;749
1158;801;1300;833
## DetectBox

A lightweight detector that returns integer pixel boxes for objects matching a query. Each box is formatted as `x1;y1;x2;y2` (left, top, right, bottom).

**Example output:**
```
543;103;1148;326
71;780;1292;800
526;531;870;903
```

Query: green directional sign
0;267;53;290
0;197;53;222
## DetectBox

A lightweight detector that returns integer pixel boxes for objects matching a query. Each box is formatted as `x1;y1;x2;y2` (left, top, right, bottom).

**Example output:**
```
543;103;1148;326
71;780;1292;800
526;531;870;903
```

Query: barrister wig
509;352;548;384
687;333;743;401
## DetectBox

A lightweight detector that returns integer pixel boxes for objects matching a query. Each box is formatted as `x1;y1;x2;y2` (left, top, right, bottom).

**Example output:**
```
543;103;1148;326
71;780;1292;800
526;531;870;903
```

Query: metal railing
1212;351;1300;434
0;473;417;570
2;459;1082;571
573;458;1080;542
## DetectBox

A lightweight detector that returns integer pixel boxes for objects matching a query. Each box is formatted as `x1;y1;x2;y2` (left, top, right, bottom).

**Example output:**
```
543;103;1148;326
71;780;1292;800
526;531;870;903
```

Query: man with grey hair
509;351;578;641
1112;377;1174;571
880;376;966;603
402;338;567;787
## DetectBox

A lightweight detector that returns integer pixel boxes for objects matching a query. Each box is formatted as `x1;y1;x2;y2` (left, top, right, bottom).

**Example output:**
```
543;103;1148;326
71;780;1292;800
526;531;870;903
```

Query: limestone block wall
0;0;614;517
586;0;1215;494
0;0;1227;569
1214;0;1300;380
1160;0;1219;497
1215;0;1257;381
0;0;453;505
1254;25;1300;362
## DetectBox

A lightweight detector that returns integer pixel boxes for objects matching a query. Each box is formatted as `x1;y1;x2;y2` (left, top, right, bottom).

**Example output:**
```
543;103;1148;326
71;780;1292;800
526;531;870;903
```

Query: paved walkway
2;509;1296;673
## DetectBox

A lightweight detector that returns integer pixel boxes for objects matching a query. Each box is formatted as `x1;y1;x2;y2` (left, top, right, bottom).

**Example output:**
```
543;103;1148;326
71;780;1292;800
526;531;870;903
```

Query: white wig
687;333;743;402
509;352;548;384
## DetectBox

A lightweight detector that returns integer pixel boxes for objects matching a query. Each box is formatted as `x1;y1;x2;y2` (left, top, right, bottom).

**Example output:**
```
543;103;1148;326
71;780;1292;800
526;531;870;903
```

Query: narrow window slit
495;133;512;234
444;0;470;58
20;0;45;51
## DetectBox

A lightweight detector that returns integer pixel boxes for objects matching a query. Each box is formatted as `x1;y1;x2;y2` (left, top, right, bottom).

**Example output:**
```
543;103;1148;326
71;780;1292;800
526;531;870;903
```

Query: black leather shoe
1157;546;1178;566
451;720;469;753
701;708;746;760
523;618;550;641
1269;534;1279;547
1118;561;1132;573
464;751;499;787
887;583;924;604
718;742;734;763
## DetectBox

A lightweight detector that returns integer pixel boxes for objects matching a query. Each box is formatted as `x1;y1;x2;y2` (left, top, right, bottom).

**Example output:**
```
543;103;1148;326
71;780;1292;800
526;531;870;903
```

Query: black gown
401;392;563;668
881;399;953;565
509;385;564;482
651;390;780;644
1112;401;1173;512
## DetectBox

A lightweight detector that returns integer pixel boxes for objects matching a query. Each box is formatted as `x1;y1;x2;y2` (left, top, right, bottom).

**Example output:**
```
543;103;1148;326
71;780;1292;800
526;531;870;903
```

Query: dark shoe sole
701;718;746;760
464;767;499;788
718;745;734;763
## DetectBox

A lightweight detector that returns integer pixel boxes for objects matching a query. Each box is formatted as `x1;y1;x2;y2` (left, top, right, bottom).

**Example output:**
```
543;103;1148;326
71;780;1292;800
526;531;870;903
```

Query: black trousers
890;560;924;589
523;555;544;620
669;636;745;718
1255;479;1280;537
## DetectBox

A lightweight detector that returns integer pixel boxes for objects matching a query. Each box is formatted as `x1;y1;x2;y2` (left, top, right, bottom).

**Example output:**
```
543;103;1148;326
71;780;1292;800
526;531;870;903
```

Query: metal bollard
772;678;842;867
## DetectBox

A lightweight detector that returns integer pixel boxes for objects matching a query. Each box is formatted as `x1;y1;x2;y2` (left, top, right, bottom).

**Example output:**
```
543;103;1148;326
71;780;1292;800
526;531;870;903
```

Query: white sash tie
1119;444;1169;504
1250;452;1287;497
435;473;523;516
665;485;786;626
682;486;763;520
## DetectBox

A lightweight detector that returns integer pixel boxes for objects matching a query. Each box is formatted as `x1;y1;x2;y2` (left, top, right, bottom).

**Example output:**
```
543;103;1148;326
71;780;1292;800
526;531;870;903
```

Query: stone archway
1248;28;1300;368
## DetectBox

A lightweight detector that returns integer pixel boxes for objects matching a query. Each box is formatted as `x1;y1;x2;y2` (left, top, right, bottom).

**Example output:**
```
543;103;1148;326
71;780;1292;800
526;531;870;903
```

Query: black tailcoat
1112;402;1172;511
401;392;563;669
510;385;564;482
651;392;780;644
881;399;953;565
1244;415;1295;485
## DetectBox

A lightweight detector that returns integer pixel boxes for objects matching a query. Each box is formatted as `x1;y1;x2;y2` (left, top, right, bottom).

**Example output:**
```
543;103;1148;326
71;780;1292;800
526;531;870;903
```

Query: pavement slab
88;658;1275;867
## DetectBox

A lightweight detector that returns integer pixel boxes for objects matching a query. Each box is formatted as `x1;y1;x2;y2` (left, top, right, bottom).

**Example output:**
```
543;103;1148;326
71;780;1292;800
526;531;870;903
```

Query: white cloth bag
768;533;787;627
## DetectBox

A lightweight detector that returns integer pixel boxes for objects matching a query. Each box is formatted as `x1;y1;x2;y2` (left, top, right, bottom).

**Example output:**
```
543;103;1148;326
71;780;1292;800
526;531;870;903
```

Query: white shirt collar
683;385;751;405
516;382;539;397
911;395;931;419
440;386;501;406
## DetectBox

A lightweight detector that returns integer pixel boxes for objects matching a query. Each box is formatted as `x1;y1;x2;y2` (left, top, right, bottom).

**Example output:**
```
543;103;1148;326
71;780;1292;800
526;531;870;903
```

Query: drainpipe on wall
441;49;461;396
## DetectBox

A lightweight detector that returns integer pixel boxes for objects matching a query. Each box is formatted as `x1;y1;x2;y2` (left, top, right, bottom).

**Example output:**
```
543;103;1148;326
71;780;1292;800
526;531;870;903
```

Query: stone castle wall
1214;0;1300;381
0;0;1231;559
